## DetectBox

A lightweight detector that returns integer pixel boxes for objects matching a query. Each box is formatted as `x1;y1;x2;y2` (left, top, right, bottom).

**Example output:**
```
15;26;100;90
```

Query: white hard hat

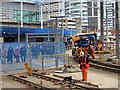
80;51;84;56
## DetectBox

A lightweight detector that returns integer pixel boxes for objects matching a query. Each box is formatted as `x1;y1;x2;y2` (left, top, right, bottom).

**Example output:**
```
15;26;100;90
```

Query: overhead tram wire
35;0;57;16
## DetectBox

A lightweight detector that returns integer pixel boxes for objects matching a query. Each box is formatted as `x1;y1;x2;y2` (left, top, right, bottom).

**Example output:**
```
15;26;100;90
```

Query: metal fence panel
0;42;28;72
0;42;68;73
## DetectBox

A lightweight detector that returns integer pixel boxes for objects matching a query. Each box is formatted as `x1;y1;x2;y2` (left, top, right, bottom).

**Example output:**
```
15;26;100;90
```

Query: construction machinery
70;33;97;56
66;33;108;60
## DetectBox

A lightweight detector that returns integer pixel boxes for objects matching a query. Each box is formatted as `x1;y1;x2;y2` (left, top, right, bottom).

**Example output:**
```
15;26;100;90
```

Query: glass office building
0;0;63;27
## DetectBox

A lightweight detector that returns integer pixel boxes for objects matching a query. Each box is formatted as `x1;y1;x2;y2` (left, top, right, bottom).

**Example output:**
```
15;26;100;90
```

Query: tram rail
8;70;100;90
89;59;120;73
74;58;119;73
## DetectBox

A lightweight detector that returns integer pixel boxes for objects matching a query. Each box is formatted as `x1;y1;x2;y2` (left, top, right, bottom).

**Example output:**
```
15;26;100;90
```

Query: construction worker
96;40;104;52
85;45;95;59
75;45;82;58
79;51;89;81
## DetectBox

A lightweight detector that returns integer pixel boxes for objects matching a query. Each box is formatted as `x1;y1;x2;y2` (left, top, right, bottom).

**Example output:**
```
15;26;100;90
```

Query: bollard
24;63;32;75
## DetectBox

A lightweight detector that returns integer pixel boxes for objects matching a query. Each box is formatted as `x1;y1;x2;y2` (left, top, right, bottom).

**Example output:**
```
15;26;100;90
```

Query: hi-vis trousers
81;64;89;81
82;70;88;81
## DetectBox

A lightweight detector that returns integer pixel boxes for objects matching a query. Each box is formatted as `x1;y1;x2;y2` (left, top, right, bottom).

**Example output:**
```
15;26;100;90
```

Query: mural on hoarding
0;42;66;72
0;42;27;64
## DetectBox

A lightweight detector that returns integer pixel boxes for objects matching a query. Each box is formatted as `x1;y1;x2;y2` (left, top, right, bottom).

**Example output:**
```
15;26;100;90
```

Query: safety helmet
80;51;84;56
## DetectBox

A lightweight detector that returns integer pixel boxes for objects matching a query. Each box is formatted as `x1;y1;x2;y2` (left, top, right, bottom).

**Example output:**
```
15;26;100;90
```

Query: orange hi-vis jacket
79;56;89;70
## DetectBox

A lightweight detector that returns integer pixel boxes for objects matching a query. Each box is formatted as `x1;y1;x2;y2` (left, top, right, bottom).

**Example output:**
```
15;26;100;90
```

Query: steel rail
8;74;52;89
74;58;120;73
89;59;120;73
8;70;101;89
32;72;100;89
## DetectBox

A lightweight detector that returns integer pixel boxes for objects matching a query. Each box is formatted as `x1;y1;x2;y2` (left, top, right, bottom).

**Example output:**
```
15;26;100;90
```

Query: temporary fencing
0;42;69;73
31;53;69;70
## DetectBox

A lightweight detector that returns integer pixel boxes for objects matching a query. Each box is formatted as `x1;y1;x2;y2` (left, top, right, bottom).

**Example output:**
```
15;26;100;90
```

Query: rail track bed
8;70;100;90
89;59;120;73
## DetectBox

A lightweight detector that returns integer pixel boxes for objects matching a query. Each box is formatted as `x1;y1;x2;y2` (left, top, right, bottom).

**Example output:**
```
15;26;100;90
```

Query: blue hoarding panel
0;26;77;36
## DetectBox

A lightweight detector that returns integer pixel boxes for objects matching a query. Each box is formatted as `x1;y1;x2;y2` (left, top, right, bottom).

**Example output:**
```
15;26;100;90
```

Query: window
87;2;92;6
88;8;92;16
83;14;88;16
94;2;97;7
82;10;87;12
13;10;40;23
94;8;98;16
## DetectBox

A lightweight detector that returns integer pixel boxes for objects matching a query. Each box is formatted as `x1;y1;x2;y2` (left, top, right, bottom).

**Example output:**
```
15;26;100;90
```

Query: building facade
0;0;65;42
103;1;115;30
65;0;88;31
64;0;101;31
64;0;119;31
0;0;64;28
0;0;119;30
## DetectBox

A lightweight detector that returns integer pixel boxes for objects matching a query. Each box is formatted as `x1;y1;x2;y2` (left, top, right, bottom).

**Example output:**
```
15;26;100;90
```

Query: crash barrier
0;42;66;72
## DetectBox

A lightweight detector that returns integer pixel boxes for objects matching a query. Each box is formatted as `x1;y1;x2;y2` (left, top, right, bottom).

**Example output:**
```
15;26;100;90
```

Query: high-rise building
64;0;101;31
103;1;115;30
42;1;64;21
87;2;99;30
65;0;88;31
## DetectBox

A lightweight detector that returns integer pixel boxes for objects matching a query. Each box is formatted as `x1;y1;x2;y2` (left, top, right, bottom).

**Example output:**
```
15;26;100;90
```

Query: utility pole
50;16;65;68
100;1;104;41
21;0;23;27
106;8;108;49
40;3;43;29
61;17;64;42
18;21;20;42
50;16;65;42
48;21;50;42
115;1;119;59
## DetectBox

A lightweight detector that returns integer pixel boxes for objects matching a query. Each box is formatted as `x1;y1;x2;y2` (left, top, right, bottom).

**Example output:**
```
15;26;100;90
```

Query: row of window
13;10;40;23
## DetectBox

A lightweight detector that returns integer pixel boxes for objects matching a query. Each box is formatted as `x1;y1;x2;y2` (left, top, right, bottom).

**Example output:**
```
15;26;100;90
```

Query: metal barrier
31;53;69;70
0;42;28;72
0;42;66;72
